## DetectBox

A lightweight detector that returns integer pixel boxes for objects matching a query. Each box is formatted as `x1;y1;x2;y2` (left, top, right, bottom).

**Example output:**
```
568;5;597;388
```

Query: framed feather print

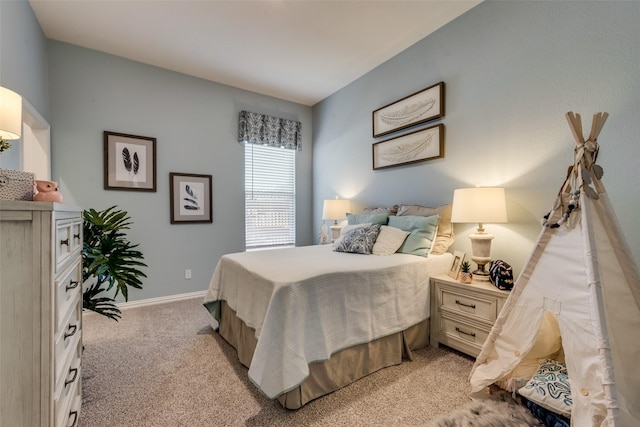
104;131;157;191
169;172;212;224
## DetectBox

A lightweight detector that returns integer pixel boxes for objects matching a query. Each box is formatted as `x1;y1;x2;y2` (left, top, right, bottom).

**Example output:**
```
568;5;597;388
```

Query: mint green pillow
388;214;440;257
346;212;389;225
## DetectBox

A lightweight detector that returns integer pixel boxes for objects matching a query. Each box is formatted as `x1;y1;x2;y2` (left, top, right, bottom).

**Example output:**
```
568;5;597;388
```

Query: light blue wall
313;1;640;275
47;42;313;302
0;0;49;169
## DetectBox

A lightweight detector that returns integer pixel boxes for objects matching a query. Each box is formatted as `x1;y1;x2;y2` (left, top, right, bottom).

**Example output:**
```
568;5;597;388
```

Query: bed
203;204;455;409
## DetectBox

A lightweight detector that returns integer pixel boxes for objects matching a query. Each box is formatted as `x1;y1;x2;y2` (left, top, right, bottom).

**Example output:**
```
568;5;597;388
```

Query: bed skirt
218;301;430;409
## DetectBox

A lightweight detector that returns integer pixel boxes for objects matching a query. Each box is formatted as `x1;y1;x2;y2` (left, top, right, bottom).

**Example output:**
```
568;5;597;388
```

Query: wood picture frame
104;131;157;191
372;123;444;170
448;250;466;279
170;172;212;224
372;81;445;138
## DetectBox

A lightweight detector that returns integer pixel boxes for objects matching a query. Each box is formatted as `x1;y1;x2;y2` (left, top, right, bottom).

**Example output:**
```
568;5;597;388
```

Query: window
245;144;295;250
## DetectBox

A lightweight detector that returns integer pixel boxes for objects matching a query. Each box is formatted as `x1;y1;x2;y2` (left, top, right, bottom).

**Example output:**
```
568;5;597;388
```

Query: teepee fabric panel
469;112;640;427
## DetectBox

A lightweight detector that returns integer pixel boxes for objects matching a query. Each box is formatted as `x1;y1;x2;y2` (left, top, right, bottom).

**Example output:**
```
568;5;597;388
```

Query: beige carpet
80;297;476;427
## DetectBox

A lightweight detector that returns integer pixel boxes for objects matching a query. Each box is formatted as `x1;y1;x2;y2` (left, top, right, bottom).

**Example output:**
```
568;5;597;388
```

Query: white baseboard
117;290;207;310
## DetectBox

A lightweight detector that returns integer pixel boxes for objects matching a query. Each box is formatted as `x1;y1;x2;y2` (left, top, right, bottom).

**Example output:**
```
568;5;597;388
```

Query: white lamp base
330;224;342;242
469;232;493;282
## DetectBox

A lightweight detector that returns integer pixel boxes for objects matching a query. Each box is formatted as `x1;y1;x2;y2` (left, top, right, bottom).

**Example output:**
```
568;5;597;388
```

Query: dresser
430;274;509;357
1;201;83;427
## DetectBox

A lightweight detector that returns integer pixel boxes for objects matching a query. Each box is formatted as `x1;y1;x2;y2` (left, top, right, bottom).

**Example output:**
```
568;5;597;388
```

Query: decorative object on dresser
459;261;473;284
430;274;509;358
0;201;84;427
372;123;444;170
169;172;213;224
447;250;465;279
82;206;148;320
372;81;445;138
450;187;507;282
322;197;351;242
104;131;157;192
34;179;63;202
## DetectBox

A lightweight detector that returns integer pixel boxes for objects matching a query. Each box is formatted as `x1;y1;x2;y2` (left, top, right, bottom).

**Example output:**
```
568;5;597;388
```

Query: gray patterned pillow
334;224;381;255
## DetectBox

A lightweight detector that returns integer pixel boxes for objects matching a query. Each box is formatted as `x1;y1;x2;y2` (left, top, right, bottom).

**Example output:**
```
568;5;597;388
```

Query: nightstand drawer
440;314;490;348
440;288;499;322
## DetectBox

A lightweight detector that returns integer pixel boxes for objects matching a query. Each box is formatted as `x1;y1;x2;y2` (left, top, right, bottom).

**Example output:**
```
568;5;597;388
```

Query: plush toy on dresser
34;180;63;202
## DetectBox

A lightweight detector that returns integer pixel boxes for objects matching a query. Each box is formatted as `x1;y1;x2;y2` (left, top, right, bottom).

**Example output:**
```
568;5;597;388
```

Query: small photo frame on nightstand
448;250;466;279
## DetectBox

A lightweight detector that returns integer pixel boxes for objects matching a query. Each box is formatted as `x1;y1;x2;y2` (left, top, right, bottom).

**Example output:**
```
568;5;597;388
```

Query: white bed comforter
203;245;452;399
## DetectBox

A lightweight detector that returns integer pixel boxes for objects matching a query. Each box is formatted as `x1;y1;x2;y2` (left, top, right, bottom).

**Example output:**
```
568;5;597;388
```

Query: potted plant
82;206;147;321
459;261;473;284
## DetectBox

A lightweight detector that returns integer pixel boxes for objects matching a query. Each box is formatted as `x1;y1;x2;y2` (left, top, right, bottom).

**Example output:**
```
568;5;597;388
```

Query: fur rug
425;398;543;427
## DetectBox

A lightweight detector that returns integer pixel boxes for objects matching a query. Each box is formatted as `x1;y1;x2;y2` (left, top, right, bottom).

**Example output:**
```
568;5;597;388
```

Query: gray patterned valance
238;110;302;151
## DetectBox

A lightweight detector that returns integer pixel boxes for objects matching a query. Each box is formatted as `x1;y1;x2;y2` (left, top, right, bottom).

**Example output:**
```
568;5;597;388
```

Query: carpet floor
80;297;478;426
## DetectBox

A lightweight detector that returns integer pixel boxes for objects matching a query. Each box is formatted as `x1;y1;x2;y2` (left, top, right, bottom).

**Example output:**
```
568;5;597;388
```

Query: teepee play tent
469;112;640;426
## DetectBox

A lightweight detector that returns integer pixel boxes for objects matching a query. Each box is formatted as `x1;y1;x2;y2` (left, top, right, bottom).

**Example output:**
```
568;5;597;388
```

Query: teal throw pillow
387;214;440;257
346;212;389;225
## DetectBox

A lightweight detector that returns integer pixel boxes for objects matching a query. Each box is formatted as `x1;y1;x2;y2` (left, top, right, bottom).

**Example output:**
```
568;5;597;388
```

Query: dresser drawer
55;260;82;334
55;338;82;414
436;314;491;357
55;353;82;427
55;293;82;383
55;218;82;274
440;288;499;322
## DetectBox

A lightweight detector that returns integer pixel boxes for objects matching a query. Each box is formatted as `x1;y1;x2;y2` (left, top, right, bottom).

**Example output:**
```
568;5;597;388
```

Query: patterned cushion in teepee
518;359;572;418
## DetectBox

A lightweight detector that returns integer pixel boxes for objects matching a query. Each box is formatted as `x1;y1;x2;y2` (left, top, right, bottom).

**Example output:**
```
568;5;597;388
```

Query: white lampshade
0;86;22;140
451;187;507;282
322;198;350;222
451;187;507;225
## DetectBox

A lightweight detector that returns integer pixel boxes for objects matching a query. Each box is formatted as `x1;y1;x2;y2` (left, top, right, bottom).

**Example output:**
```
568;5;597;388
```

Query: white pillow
372;226;410;256
332;223;371;248
518;359;572;418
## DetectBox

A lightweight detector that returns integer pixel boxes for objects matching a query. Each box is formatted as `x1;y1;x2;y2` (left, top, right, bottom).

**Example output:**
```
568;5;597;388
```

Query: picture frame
372;123;444;170
448;250;466;279
104;131;157;192
169;172;213;224
372;81;445;138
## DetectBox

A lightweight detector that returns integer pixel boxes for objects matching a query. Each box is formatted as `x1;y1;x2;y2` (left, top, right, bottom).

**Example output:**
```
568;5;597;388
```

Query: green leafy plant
460;261;471;273
82;206;147;321
0;136;11;153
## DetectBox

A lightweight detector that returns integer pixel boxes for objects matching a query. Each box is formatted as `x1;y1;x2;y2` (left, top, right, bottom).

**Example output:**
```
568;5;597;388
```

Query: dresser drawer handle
73;233;81;240
64;324;78;340
66;280;79;292
455;299;476;309
68;410;78;427
60;238;70;246
65;368;79;387
455;327;476;338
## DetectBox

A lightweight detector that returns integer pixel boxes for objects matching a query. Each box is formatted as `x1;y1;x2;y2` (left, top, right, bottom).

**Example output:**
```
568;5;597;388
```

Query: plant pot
459;272;473;284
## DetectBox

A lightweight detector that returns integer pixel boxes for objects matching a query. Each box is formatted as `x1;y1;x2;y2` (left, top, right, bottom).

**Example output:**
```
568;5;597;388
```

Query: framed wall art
372;81;445;138
372;123;444;170
104;131;157;191
448;250;466;279
169;172;213;224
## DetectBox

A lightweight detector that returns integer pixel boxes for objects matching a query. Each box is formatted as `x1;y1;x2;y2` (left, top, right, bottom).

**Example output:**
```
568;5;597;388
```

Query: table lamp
451;187;507;282
322;198;350;242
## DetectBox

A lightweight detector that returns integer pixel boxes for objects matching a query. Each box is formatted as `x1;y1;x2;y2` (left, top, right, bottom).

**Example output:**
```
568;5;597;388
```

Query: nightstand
430;274;509;357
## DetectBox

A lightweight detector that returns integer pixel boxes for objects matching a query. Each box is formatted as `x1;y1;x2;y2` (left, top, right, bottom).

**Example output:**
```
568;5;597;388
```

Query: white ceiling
29;0;481;106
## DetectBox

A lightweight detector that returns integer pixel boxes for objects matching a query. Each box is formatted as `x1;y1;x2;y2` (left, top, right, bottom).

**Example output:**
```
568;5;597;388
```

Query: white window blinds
245;144;296;249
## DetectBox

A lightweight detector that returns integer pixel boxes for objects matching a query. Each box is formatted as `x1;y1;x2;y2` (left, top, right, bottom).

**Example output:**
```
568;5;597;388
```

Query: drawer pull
60;238;70;246
455;299;476;309
73;233;81;240
68;410;78;427
455;327;476;338
65;368;79;387
66;280;79;291
64;324;78;340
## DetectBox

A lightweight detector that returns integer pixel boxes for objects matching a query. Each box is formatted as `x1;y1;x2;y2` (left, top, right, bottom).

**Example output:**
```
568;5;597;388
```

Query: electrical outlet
185;269;192;280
